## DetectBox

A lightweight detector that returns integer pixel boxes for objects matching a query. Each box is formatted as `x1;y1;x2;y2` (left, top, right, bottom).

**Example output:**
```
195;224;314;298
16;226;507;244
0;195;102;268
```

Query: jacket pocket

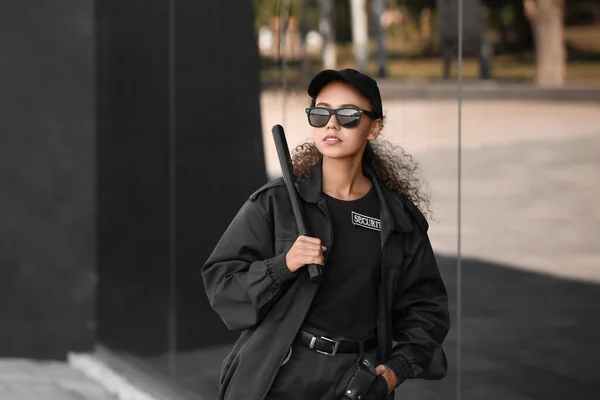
219;354;231;387
219;354;240;400
219;331;253;399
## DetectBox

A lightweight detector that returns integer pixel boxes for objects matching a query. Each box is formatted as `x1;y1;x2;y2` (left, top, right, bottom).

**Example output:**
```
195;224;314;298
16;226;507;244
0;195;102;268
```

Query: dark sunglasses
305;107;379;128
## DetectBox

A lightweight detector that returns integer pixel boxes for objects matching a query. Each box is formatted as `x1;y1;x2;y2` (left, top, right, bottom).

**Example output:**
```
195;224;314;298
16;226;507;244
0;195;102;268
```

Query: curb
262;81;600;102
378;80;600;102
68;353;158;400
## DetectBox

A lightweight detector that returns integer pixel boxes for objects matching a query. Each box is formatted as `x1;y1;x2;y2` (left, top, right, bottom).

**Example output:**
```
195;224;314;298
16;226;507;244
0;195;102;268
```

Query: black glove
363;375;389;400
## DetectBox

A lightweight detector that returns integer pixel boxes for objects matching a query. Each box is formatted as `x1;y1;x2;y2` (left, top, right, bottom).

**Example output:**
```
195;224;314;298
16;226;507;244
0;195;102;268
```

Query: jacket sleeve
385;228;451;387
201;197;298;331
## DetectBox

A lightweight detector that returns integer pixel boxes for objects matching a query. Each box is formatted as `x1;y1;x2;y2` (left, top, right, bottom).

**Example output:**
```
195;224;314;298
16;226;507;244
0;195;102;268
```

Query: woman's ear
367;119;382;141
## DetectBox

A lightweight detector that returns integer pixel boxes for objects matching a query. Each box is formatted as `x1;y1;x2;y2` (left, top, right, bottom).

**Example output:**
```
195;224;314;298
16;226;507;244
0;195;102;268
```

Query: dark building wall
173;0;268;351
0;0;265;360
0;1;96;359
96;0;267;356
95;0;172;355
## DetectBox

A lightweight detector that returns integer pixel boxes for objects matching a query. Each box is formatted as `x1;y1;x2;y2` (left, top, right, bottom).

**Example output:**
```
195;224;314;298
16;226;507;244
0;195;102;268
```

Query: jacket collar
296;158;414;234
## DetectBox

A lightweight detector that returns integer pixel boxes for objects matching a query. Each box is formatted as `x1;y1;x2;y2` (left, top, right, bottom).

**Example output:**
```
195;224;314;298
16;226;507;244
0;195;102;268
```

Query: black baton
271;124;323;283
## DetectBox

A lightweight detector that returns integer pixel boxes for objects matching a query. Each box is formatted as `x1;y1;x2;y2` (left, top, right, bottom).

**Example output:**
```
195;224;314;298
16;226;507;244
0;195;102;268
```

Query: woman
202;68;450;400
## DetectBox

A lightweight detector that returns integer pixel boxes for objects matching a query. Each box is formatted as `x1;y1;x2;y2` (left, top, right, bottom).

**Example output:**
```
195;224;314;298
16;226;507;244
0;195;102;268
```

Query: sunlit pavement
0;358;116;400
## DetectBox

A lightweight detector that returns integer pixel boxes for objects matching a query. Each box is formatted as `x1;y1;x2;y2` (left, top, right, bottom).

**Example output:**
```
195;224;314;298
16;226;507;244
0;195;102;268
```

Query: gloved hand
363;375;389;400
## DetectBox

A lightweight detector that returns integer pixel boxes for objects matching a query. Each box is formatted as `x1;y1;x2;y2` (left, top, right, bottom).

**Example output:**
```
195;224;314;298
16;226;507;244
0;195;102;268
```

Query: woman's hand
375;364;397;394
284;235;326;273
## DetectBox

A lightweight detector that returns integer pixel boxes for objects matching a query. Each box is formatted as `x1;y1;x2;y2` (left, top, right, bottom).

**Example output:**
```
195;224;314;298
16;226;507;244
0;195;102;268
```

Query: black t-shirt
303;185;382;340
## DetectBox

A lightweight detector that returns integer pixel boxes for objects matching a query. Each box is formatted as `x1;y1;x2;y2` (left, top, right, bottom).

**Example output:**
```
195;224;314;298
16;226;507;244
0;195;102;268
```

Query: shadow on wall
411;255;600;400
145;255;600;399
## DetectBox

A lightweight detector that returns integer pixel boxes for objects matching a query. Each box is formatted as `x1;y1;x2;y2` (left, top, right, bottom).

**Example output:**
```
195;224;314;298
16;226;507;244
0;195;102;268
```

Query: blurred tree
321;0;338;68
254;0;315;31
404;0;436;13
253;0;278;31
485;0;534;53
299;0;311;85
350;0;369;71
334;0;354;43
373;0;388;76
524;0;566;86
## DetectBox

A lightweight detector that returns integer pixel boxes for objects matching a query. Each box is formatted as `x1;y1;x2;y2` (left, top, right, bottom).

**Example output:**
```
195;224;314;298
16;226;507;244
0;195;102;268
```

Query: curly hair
291;137;432;218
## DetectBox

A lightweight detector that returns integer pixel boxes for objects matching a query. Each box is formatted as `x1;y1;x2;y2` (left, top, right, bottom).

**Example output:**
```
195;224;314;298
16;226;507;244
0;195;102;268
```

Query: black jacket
202;160;450;400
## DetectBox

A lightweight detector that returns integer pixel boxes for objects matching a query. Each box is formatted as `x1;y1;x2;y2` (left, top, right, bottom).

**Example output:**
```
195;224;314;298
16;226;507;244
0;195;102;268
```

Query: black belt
296;330;377;356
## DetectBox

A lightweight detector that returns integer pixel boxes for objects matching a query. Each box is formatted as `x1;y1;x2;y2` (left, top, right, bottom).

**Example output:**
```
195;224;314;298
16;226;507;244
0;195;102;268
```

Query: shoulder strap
248;177;285;201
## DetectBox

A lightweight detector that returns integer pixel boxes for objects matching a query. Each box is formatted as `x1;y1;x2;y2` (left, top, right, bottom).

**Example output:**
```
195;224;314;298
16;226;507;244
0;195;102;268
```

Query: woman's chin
319;149;359;160
316;141;365;160
317;146;345;159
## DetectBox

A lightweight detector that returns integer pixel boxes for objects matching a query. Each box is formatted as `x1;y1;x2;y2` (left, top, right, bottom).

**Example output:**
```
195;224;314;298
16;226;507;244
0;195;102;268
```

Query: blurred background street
0;359;116;400
261;92;600;282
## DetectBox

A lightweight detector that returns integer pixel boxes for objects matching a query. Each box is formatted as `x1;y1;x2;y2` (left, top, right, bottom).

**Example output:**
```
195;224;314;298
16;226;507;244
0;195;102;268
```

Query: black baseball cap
307;68;383;118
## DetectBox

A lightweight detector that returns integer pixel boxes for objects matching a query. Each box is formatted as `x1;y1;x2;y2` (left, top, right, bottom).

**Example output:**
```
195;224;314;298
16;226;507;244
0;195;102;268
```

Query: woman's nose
325;113;339;129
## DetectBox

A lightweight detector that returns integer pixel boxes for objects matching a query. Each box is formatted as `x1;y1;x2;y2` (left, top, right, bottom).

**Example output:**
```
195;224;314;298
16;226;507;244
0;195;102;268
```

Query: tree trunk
524;0;566;87
350;0;369;72
320;0;337;69
372;0;387;77
299;0;311;86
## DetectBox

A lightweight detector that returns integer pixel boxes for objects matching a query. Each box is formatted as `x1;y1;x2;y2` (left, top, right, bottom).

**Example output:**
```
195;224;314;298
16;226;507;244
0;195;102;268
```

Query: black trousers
266;340;380;400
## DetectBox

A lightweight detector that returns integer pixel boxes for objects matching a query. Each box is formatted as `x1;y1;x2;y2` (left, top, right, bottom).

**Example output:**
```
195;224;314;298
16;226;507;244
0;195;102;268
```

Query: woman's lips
323;135;341;144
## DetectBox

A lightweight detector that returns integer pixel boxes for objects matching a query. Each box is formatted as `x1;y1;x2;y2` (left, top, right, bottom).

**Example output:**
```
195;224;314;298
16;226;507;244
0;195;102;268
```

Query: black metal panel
173;0;267;351
96;0;267;357
0;0;96;359
96;0;172;356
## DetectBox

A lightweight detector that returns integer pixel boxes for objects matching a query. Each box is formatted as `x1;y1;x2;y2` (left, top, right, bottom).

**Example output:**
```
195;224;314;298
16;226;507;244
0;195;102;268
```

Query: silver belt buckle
315;335;340;356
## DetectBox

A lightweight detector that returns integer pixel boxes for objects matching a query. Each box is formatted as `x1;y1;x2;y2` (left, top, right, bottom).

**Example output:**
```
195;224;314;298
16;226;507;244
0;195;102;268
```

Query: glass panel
96;0;468;399
460;1;600;399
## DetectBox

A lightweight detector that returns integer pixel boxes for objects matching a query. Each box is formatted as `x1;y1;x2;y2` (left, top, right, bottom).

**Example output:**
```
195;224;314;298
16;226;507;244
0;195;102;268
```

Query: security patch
351;211;381;231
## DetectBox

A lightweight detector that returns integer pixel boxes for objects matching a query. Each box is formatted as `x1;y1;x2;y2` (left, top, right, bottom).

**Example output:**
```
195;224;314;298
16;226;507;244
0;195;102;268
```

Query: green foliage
403;0;436;14
252;0;321;32
253;0;278;31
334;0;353;43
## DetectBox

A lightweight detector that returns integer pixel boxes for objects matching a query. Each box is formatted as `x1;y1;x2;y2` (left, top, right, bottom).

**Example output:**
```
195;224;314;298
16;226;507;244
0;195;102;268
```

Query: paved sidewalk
0;358;116;400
